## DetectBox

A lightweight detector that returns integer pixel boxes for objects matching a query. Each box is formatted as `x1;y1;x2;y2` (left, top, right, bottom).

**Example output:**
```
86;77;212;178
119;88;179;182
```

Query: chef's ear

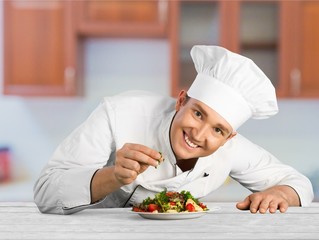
175;90;188;111
227;132;237;141
221;131;237;146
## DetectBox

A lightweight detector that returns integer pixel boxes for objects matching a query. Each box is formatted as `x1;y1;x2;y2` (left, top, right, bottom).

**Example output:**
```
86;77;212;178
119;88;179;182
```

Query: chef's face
170;90;236;161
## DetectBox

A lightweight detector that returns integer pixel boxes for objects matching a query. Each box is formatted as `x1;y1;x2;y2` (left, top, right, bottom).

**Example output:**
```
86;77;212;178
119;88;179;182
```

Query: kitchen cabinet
169;1;220;95
169;0;255;97
73;0;169;38
3;0;169;96
170;0;319;98
239;0;319;98
238;1;281;95
280;1;319;97
3;1;78;96
3;0;319;98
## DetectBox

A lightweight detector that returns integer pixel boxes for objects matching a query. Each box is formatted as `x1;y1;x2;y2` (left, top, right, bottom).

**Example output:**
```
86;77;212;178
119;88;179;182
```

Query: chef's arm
232;156;314;209
33;101;118;215
90;166;123;203
230;134;314;209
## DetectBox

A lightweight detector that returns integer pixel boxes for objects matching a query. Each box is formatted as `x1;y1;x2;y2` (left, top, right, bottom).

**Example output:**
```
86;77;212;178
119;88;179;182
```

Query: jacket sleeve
33;100;116;214
229;134;314;207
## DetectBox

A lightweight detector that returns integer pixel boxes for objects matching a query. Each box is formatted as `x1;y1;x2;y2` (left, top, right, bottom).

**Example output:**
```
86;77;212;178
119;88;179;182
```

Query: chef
34;45;314;215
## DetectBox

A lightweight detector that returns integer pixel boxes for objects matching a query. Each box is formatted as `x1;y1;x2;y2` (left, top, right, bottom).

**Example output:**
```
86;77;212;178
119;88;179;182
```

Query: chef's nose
193;123;210;141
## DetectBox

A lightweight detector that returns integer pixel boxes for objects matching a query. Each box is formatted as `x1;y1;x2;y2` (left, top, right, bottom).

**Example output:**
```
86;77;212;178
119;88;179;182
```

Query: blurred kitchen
0;0;318;202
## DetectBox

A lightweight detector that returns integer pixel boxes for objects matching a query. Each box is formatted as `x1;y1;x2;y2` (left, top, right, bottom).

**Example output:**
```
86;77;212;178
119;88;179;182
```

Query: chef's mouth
183;132;199;149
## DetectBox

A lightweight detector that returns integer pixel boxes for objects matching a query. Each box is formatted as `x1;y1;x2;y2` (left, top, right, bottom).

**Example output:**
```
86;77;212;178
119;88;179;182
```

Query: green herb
155;151;165;169
142;197;153;206
181;190;200;205
154;190;169;212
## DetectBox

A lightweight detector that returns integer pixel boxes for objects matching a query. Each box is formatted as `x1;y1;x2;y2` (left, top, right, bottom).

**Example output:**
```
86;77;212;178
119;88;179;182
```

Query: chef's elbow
33;178;65;215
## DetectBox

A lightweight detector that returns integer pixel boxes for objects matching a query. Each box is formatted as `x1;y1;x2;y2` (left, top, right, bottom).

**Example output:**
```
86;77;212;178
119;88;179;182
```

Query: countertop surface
1;201;319;240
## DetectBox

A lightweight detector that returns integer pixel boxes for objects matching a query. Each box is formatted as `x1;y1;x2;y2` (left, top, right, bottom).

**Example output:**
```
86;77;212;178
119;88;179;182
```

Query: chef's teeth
185;135;198;148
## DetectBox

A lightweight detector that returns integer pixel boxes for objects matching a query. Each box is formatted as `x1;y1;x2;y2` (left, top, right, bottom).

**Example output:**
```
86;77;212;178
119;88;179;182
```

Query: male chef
34;45;313;215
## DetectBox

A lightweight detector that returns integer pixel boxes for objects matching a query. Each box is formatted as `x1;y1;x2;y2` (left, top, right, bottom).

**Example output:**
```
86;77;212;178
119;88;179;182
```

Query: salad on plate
132;190;208;213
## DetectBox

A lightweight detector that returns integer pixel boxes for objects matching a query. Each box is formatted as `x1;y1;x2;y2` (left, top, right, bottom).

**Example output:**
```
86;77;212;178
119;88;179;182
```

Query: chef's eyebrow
193;103;208;118
193;103;231;136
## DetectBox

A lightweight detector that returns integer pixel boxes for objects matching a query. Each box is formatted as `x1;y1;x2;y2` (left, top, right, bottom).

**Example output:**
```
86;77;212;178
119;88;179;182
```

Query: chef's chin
174;148;197;161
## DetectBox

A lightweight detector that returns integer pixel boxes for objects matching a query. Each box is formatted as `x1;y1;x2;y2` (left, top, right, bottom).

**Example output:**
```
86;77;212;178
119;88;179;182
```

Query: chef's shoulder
102;90;176;114
219;132;274;172
220;133;262;155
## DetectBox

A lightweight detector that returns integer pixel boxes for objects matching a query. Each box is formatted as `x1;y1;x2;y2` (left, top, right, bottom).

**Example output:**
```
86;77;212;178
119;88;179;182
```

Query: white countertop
1;201;319;240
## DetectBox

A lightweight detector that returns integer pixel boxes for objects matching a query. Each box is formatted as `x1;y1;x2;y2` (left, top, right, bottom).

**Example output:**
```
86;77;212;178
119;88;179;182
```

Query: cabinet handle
64;67;75;94
158;0;168;23
12;1;60;9
290;68;301;96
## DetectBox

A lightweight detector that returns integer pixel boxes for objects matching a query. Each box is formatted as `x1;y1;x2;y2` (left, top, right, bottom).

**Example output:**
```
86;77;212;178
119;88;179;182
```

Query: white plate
132;207;220;220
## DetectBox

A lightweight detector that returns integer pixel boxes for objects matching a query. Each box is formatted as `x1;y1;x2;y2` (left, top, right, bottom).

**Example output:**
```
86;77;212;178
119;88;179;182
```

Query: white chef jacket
33;90;314;214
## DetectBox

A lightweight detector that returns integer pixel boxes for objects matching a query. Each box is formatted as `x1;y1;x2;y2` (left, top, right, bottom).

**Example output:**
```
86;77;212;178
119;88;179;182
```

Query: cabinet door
295;1;319;97
281;0;319;98
239;1;280;95
4;1;77;96
170;0;221;96
74;0;169;37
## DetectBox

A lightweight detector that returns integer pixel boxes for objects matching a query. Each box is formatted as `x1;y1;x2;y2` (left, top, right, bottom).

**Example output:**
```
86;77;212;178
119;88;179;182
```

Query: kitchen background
0;1;318;203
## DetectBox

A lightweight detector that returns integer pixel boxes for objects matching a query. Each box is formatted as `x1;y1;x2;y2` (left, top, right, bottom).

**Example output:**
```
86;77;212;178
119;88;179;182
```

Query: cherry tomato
199;203;207;210
166;191;174;197
147;204;159;212
186;203;195;212
132;207;145;212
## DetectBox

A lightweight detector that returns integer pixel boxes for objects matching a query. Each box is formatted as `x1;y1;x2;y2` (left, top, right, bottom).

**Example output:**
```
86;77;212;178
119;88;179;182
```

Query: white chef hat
187;45;278;130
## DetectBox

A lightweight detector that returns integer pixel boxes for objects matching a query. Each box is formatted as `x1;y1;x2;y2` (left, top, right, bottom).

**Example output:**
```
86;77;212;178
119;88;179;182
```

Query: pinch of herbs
155;151;165;169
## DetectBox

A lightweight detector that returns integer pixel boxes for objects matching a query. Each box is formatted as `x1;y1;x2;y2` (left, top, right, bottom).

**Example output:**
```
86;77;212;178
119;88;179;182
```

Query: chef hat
187;45;278;130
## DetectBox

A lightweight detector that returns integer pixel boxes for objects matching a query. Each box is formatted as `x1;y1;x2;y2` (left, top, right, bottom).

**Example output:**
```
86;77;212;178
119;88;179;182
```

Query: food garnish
132;190;208;213
155;151;165;169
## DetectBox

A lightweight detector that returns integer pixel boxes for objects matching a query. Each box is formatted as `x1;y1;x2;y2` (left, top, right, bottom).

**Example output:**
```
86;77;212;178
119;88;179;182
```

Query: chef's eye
194;110;202;118
214;127;223;135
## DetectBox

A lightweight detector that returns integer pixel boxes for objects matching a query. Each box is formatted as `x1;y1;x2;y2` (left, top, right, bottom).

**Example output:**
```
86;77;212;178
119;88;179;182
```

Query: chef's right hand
114;143;163;185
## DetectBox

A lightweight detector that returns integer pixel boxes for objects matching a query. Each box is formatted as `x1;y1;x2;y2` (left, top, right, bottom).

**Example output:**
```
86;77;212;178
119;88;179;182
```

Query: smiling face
170;90;237;161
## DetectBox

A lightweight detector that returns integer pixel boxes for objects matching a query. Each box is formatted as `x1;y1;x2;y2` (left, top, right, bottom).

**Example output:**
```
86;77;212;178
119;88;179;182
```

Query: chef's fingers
277;201;288;213
244;194;278;214
123;143;163;167
237;195;261;213
114;166;139;185
130;143;163;162
236;196;251;211
245;192;279;213
139;163;151;174
258;196;273;214
260;199;287;213
268;201;279;213
118;158;141;173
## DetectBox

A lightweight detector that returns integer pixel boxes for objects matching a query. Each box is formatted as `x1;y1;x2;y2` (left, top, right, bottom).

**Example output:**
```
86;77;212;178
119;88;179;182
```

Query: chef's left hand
236;185;300;214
